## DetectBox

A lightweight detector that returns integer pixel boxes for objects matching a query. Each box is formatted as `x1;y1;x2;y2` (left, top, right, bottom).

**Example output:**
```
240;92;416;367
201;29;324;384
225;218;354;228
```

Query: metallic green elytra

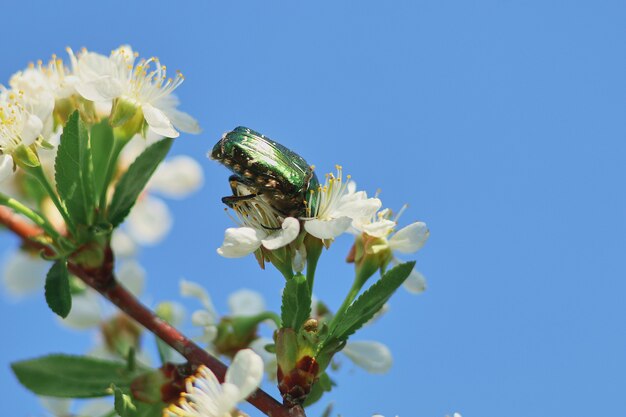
210;126;319;217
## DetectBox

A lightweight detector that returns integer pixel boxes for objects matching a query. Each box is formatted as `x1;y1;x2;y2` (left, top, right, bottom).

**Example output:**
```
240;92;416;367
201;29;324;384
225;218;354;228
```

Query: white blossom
0;89;50;181
166;349;263;417
181;280;267;348
342;340;393;374
356;206;429;294
68;45;200;138
304;166;381;240
2;250;49;297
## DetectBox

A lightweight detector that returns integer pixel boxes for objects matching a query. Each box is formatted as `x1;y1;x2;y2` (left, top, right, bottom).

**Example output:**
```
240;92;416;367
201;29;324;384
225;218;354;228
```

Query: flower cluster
0;45;199;184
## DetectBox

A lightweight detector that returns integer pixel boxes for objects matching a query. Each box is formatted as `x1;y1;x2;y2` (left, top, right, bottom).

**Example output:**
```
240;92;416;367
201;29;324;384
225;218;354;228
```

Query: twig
0;206;305;417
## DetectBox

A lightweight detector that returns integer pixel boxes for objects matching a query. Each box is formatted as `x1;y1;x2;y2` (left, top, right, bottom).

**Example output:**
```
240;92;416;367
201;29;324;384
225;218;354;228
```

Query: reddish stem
0;207;305;417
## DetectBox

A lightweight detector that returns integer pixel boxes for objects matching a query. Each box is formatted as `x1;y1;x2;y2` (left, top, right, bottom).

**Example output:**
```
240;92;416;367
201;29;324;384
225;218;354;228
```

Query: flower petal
143;103;179;138
116;260;145;296
39;397;71;415
402;268;427;294
127;196;173;245
217;227;264;258
61;290;102;329
261;217;300;250
225;349;264;401
2;250;48;296
304;216;353;240
388;221;429;254
21;114;44;146
191;310;215;327
149;156;204;198
362;218;396;238
110;229;137;258
228;289;266;317
342;340;393;374
164;106;201;134
0;155;14;183
180;279;218;320
249;338;278;381
340;198;382;230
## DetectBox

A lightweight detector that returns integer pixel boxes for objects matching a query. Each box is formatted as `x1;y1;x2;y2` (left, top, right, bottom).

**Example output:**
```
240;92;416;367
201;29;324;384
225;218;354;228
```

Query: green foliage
55;111;96;227
90;120;116;198
113;386;137;417
44;260;71;318
108;138;173;227
281;273;311;330
326;261;416;345
11;354;144;398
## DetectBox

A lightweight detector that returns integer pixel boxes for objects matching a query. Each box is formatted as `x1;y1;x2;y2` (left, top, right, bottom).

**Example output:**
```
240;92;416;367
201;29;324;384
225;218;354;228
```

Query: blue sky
1;1;626;416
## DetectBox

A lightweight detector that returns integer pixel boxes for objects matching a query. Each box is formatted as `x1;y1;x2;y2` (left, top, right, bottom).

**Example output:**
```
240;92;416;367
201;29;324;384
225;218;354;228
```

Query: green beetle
210;126;319;218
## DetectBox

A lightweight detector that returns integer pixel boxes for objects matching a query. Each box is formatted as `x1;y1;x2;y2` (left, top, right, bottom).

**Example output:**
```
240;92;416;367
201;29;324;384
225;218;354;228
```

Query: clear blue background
1;1;625;416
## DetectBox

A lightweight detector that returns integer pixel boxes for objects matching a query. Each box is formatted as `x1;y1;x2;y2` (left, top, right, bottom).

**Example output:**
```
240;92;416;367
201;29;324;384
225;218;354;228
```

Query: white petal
228;289;265;316
127;196;173;245
304;216;353;240
225;349;264;401
388;222;429;254
39;397;71;415
149;156;204;198
143;103;179;138
213;383;242;416
61;290;102;329
76;76;124;102
217;227;264;258
342;341;393;374
292;244;306;273
261;217;300;250
116;260;145;296
0;155;14;183
362;219;396;238
2;250;48;296
338;198;382;227
164;107;201;134
21;114;44;146
191;310;215;327
110;229;137;258
249;338;278;381
77;400;113;417
180;279;218;319
402;268;427;294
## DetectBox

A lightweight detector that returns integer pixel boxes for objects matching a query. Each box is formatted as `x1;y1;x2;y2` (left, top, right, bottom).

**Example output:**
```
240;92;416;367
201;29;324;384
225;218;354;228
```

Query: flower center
305;165;351;219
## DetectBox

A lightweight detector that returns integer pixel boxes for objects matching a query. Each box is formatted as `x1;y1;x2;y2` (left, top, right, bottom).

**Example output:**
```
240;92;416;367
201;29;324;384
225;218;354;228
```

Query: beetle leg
221;193;259;208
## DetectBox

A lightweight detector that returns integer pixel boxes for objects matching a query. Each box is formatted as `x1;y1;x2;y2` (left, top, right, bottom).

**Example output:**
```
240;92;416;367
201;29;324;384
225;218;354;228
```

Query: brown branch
0;206;305;417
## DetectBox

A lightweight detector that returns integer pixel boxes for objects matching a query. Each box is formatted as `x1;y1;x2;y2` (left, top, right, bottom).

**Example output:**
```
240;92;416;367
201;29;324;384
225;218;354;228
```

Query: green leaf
281;273;311;330
91;120;116;198
44;260;71;318
11;354;143;398
329;261;415;343
55;111;96;226
108;138;173;227
113;386;137;417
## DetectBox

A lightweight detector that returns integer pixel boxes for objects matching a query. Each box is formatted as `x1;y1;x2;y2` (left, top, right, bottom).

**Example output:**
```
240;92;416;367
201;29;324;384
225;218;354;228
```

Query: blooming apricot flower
69;46;200;138
304;166;381;240
166;349;264;417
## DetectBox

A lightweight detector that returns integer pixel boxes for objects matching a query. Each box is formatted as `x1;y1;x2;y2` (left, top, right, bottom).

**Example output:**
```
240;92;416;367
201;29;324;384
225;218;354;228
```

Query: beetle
210;126;319;218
